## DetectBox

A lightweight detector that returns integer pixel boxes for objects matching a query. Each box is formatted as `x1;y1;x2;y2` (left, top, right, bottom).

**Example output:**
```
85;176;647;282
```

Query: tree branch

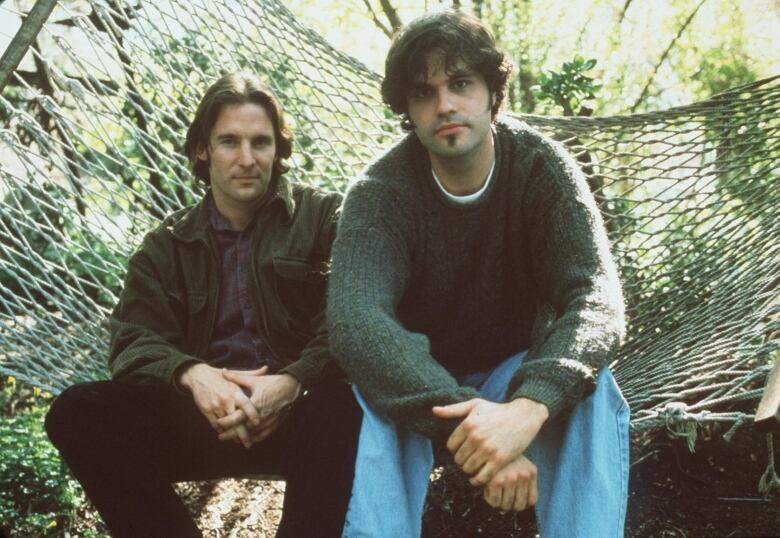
617;0;634;25
0;0;58;94
630;0;707;112
361;0;393;38
377;0;403;34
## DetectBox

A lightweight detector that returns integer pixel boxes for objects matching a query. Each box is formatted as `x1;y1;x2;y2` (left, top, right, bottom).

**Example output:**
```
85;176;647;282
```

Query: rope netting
1;0;778;434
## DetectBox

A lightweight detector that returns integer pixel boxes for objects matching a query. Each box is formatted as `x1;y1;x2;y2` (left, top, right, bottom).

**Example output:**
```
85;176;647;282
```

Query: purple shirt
204;195;281;372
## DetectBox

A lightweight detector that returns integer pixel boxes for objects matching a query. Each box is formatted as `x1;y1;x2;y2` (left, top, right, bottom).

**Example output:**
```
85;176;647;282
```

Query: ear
196;144;209;162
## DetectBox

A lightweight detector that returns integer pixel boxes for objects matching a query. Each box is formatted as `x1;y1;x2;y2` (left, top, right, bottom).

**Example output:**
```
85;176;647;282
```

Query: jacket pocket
272;257;326;283
166;288;208;354
271;257;326;337
186;291;207;314
166;289;207;314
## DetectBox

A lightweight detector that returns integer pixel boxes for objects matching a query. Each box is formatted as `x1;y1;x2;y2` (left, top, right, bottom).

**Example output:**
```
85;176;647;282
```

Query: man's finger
452;435;477;466
218;423;248;442
221;369;254;388
235;391;260;425
469;457;499;485
527;473;538;508
220;398;251;448
500;483;516;512
244;365;270;376
483;483;501;508
248;413;278;434
249;419;280;443
233;423;252;449
432;399;478;419
218;418;262;441
218;428;237;441
211;405;229;429
215;408;247;430
205;411;222;433
445;422;469;454
513;480;530;512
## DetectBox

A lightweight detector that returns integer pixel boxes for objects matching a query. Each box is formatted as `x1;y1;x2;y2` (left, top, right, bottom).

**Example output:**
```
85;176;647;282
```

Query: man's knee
45;381;121;449
303;383;361;435
286;382;362;469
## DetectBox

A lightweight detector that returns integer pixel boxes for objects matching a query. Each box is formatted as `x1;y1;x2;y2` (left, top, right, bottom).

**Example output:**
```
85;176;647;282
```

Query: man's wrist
280;373;302;399
508;397;549;425
175;361;204;392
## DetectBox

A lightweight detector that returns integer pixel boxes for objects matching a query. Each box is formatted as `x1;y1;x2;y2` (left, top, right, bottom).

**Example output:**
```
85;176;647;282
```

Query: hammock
1;0;778;437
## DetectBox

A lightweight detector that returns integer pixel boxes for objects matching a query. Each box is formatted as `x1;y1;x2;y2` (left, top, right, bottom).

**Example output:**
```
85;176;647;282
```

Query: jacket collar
169;174;296;242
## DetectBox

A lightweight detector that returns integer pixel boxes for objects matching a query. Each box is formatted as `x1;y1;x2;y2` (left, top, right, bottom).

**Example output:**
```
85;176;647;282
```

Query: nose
436;88;456;117
237;142;254;167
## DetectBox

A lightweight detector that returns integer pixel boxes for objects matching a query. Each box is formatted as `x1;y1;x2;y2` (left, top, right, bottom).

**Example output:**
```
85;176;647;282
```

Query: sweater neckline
416;127;503;212
431;158;496;204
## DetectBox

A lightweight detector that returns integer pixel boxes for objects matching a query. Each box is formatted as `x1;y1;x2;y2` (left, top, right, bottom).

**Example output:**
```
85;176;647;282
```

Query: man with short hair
328;10;629;538
46;72;360;538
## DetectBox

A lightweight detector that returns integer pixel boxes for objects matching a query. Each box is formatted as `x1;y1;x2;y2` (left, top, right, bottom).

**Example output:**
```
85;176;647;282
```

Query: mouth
435;123;466;136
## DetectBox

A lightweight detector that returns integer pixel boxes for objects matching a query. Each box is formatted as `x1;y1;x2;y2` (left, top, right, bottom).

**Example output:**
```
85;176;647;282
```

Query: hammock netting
1;0;778;436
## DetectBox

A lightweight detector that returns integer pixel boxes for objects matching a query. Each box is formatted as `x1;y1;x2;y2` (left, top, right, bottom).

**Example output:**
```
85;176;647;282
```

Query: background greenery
0;377;96;537
287;0;779;116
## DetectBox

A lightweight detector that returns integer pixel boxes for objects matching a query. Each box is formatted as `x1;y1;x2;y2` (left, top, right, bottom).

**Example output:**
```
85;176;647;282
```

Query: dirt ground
66;422;777;537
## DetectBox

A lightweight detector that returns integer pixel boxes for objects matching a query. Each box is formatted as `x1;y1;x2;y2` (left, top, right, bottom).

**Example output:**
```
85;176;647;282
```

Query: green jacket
109;175;343;389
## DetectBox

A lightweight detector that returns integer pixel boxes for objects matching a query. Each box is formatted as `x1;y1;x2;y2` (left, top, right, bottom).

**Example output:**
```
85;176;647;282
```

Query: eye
452;78;471;90
409;86;432;99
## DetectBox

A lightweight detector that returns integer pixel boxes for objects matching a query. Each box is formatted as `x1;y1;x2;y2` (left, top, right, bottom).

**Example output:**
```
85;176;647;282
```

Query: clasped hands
432;397;549;512
178;363;301;449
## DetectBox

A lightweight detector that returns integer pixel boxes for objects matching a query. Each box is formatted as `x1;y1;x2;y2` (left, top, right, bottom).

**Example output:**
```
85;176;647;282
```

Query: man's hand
215;370;301;444
177;363;264;448
483;454;538;511
432;397;548;486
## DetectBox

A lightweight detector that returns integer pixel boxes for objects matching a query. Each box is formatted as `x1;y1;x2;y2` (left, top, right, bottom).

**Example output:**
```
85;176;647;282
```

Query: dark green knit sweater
328;115;625;440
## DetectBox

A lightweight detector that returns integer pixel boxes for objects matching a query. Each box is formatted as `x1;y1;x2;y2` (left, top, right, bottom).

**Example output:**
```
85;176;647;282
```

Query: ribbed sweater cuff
510;377;570;420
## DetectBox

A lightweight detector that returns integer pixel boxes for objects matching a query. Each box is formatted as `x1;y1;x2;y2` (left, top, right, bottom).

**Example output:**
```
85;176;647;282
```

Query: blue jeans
342;351;630;538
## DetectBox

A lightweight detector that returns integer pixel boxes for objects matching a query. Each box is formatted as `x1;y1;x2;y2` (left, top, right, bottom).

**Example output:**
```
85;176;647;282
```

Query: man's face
406;50;494;164
198;102;276;217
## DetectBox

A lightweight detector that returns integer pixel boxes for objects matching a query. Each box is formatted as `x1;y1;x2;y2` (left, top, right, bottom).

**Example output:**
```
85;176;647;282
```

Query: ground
64;422;779;537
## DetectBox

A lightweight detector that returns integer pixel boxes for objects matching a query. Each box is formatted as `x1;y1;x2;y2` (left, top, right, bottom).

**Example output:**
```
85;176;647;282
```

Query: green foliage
533;56;602;116
0;378;81;537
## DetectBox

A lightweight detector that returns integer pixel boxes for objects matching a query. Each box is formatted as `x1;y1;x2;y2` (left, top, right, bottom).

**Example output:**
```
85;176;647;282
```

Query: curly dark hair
382;9;513;130
183;72;293;185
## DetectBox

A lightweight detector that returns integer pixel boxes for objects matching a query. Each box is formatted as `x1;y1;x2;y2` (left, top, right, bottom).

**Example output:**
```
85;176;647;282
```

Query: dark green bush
0;378;81;537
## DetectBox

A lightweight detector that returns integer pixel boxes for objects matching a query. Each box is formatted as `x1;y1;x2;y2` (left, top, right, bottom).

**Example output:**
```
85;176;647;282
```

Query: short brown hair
183;72;293;184
382;10;512;130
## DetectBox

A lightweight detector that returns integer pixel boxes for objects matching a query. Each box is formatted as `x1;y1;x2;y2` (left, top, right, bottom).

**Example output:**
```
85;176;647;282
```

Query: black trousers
45;379;361;538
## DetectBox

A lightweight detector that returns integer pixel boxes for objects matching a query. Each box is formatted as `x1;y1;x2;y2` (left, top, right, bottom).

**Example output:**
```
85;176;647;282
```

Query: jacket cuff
170;357;204;394
112;349;202;395
278;356;320;389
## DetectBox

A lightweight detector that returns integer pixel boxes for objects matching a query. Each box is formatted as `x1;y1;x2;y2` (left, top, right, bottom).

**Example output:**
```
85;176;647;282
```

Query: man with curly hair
328;10;629;537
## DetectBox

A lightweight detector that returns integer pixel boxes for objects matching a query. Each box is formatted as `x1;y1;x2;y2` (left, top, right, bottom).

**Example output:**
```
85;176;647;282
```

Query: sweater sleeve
507;139;626;419
327;178;480;440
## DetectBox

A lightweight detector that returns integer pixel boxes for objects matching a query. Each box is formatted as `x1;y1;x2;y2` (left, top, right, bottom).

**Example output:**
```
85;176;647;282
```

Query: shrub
0;378;81;537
